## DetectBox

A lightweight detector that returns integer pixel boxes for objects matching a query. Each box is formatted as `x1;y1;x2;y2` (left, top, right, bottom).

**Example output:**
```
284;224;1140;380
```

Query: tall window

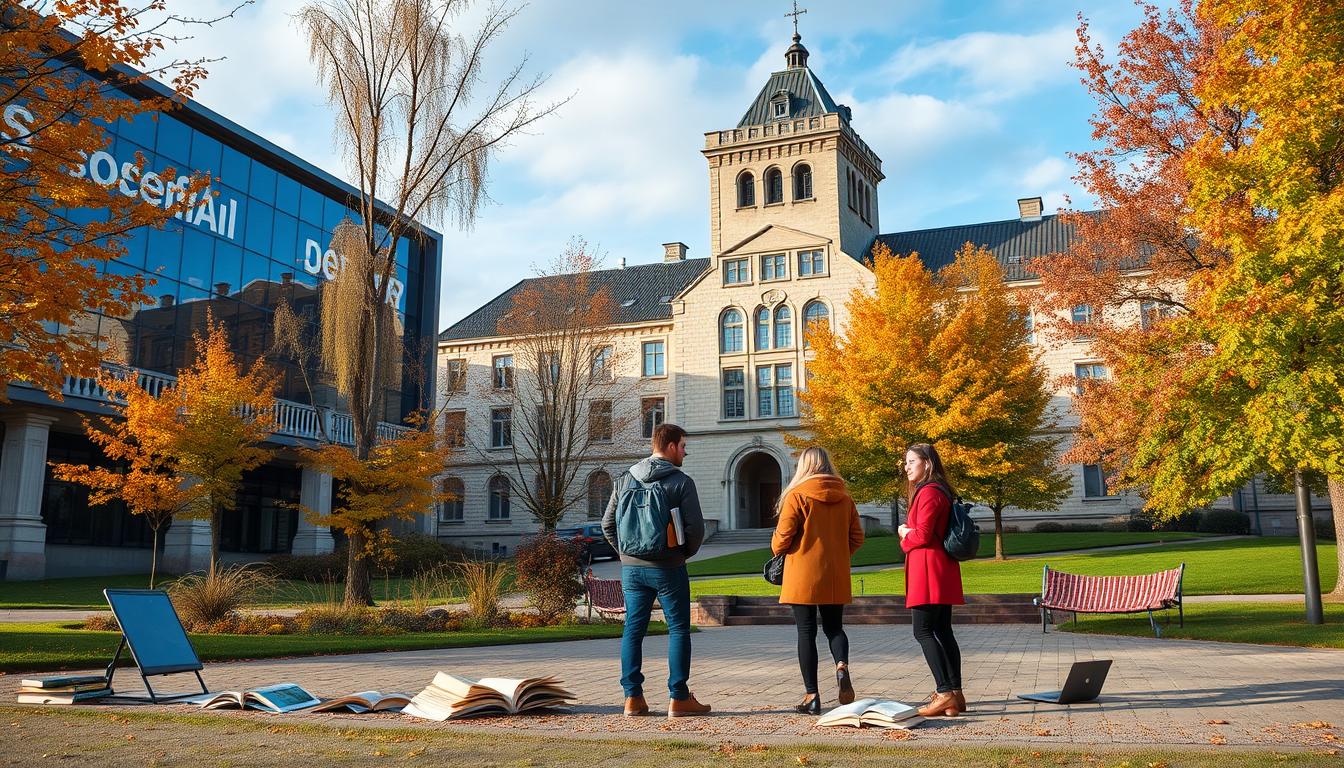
587;471;613;520
492;354;514;389
802;301;829;348
737;171;755;207
1023;310;1036;344
756;363;795;417
754;306;771;351
847;170;856;211
723;257;750;285
490;407;512;448
642;340;665;376
798;249;824;276
588;400;613;442
793;163;812;200
488;475;511;520
720;309;744;353
773;305;793;348
863;184;871;223
1083;464;1108;498
591;345;613;382
1074;362;1108;394
439;476;464;522
641;397;665;439
444;410;466;448
761;253;786;281
757;365;774;417
764;167;783;204
1140;300;1175;329
1071;304;1096;337
540;351;559;387
776;363;795;416
722;368;745;419
444;359;466;392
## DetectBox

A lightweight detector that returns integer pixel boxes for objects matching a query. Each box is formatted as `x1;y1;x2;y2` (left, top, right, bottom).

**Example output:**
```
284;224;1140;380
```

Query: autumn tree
1;1;226;399
289;0;558;606
486;239;637;531
49;366;206;588
795;242;1070;552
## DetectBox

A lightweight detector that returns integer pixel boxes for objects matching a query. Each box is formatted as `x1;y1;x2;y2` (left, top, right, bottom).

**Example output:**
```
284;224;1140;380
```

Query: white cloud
838;90;999;164
884;25;1078;101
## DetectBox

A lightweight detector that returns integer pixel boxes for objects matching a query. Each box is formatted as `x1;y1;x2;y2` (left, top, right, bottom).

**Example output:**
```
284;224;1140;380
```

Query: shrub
293;604;378;635
514;534;585;622
1145;509;1202;532
404;564;455;614
1316;516;1337;541
168;565;275;631
453;559;511;625
83;613;119;631
866;527;894;538
1197;509;1251;535
386;534;467;576
1033;521;1065;533
265;549;348;582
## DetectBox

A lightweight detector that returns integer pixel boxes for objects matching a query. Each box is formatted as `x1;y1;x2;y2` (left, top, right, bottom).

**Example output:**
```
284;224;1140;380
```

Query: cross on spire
785;0;807;37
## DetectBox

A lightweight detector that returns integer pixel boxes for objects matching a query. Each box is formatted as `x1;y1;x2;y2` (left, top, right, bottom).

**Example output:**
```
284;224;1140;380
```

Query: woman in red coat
898;443;965;718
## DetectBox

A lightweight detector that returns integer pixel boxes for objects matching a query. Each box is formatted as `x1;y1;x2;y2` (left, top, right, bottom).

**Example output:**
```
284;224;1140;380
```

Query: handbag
763;552;786;585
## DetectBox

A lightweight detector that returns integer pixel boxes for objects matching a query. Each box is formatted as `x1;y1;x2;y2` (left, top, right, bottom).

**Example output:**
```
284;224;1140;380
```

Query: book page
816;698;877;727
476;677;533;709
247;683;321;713
863;700;918;720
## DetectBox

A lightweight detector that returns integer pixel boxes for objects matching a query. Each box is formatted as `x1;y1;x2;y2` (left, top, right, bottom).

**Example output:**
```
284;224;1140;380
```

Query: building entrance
735;452;784;529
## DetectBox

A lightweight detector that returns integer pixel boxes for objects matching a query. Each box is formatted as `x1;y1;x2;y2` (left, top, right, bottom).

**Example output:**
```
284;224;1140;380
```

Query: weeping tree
291;0;558;606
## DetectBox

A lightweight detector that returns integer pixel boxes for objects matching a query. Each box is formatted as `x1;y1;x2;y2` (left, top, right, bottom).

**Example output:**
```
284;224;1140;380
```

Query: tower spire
785;0;807;37
784;1;809;69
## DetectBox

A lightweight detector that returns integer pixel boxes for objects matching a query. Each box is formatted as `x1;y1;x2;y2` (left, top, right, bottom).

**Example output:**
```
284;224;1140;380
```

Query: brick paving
10;624;1344;750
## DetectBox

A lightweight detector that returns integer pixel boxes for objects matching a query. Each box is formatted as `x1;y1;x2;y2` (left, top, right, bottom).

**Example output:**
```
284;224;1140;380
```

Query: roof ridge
880;212;1066;238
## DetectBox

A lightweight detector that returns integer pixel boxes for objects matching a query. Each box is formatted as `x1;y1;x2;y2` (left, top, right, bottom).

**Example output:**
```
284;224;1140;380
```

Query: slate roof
738;66;846;128
439;258;710;342
872;213;1086;282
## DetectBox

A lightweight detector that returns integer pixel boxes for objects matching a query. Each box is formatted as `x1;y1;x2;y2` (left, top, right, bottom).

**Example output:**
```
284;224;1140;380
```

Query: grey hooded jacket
601;456;705;568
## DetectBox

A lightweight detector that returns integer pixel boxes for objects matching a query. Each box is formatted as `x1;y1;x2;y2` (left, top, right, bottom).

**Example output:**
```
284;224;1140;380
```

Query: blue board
104;589;203;675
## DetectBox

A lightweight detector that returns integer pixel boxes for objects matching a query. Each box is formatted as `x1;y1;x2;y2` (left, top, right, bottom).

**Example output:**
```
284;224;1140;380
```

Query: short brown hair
652;423;688;453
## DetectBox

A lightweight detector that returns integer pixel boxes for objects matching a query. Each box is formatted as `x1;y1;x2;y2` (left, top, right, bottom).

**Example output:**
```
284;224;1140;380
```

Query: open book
311;691;412;713
816;698;924;729
185;683;321;713
402;673;575;720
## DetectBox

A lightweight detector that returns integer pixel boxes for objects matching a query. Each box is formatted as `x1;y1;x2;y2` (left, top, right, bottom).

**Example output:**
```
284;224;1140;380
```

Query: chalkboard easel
103;589;209;703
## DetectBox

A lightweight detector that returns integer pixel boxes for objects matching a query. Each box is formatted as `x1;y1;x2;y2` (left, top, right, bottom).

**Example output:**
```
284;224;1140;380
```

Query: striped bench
583;570;626;620
1034;563;1185;637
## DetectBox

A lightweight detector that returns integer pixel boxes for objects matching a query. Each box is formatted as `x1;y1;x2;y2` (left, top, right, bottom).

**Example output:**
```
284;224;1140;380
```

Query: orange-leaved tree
1;1;223;399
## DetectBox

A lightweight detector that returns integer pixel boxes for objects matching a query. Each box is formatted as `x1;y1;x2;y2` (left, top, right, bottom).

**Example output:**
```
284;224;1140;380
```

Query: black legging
790;604;849;695
911;604;962;693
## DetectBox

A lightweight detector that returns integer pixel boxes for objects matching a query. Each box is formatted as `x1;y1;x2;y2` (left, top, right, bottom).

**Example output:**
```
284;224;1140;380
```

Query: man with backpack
601;423;710;718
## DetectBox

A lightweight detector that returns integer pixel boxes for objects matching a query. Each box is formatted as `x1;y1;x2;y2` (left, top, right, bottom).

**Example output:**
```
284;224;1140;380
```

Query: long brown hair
905;443;953;505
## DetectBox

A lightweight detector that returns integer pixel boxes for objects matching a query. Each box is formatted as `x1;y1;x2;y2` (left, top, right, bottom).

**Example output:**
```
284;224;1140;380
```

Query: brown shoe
916;691;960;718
623;695;649;716
953;690;968;712
667;694;712;718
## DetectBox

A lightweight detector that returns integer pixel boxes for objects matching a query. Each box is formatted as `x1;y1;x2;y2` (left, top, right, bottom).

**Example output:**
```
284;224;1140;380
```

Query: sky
155;0;1159;332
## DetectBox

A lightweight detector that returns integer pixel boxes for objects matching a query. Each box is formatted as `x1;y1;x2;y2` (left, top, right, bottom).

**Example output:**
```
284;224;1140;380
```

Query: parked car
557;523;617;563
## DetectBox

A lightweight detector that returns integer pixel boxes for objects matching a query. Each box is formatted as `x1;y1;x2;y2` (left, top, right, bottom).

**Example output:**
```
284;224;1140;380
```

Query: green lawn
687;531;1211;577
689;538;1338;599
1061;601;1344;649
0;620;662;673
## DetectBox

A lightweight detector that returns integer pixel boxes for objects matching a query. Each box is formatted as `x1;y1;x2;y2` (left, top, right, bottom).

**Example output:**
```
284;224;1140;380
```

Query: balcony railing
56;363;408;447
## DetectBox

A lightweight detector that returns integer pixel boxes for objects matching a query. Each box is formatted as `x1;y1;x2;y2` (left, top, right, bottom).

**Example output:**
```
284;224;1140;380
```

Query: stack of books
16;674;112;705
403;673;575;721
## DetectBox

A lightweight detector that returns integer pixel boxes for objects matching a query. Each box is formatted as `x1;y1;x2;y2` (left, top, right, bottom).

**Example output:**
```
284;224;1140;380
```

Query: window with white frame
444;359;466;392
488;475;511;519
722;368;745;419
773;305;792;348
492;354;514;389
439;476;464;522
587;471;612;520
798;249;824;276
1074;362;1108;394
1140;300;1176;329
761;253;787;281
588;400;613;442
444;410;466;448
1071;304;1096;337
723;258;750;285
591;345;613;382
642;340;665;377
1023;310;1036;344
757;363;794;417
540;351;559;387
754;306;771;351
641;397;665;439
802;300;829;348
1083;464;1109;498
490;407;512;448
720;309;744;353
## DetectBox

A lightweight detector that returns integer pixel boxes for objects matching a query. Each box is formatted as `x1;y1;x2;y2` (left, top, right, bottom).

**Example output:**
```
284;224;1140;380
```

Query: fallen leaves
1209;735;1227;745
1206;719;1229;725
1293;721;1334;729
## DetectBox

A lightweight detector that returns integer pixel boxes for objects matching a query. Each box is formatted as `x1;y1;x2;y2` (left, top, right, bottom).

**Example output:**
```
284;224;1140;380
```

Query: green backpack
614;473;674;559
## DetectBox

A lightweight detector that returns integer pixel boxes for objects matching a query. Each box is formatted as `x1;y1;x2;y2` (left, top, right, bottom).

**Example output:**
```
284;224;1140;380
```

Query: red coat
902;483;965;608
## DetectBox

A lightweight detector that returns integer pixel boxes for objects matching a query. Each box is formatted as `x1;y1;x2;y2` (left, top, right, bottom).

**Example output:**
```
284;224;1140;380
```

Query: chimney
1017;196;1043;222
618;257;626;270
159;294;175;308
280;272;294;285
662;242;688;262
214;282;231;296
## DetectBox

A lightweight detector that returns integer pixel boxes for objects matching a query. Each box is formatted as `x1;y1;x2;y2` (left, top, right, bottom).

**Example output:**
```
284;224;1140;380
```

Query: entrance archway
735;452;784;529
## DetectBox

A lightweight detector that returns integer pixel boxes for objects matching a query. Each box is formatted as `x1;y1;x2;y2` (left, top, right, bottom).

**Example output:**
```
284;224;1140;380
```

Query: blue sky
161;0;1158;331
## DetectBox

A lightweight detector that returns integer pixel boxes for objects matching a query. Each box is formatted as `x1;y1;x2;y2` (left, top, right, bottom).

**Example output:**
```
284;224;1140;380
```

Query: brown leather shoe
953;690;968;712
623;695;649;716
916;691;960;718
667;694;712;718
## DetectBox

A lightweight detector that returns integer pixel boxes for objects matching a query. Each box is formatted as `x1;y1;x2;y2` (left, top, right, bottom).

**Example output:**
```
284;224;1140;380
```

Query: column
291;466;335;555
0;412;58;580
162;517;213;574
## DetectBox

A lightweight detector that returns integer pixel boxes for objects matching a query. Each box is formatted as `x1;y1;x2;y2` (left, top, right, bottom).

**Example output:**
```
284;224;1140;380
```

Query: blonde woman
770;446;865;714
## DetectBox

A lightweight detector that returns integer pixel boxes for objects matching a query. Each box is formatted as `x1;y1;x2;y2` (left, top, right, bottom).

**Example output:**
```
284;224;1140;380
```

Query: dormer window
773;100;787;118
771;90;789;120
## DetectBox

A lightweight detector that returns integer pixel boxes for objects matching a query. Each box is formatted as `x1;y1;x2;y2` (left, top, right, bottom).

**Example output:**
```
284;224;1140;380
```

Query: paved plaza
10;624;1343;751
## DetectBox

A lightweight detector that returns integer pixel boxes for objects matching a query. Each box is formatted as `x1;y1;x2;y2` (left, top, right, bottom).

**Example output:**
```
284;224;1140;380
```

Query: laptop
1017;660;1112;705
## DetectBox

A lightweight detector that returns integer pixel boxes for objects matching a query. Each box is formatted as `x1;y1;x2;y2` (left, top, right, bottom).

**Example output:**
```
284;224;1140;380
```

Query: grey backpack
614;473;674;559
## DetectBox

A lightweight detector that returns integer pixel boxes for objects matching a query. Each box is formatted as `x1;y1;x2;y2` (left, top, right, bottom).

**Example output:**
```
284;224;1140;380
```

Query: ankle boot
916;691;960;718
667;693;712;718
623;695;649;716
794;693;821;715
952;690;968;712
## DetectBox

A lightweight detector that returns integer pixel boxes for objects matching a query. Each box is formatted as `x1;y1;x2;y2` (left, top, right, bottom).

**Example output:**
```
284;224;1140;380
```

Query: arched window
720;308;744;353
587;471;612;520
439;476;464;522
764;167;783;204
737;171;755;207
793;163;813;200
488;475;511;520
754;306;771;351
774;305;793;348
803;301;830;348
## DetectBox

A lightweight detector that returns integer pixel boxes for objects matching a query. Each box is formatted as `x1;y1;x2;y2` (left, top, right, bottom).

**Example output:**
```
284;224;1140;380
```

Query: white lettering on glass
302;238;405;310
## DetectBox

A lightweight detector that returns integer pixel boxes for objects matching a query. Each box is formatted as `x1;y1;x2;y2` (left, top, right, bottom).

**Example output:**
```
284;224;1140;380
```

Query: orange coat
771;475;865;605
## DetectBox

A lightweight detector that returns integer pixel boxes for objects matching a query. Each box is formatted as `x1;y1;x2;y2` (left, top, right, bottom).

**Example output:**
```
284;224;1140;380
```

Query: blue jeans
620;564;692;701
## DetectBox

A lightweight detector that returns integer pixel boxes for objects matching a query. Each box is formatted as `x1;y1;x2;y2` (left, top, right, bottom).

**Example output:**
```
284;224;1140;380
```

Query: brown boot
667;694;712;718
623;695;649;717
916;691;960;718
953;690;968;712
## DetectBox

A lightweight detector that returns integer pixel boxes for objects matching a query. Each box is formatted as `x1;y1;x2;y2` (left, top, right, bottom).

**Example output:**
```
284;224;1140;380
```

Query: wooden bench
583;569;626;620
1034;563;1185;637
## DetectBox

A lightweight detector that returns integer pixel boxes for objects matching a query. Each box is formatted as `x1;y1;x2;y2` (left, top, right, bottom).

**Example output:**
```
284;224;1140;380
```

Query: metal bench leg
1179;600;1184;627
1148;609;1161;638
1041;606;1048;633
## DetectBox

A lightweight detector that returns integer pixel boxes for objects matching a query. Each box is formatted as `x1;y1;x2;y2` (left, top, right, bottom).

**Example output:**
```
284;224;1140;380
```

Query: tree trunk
149;527;161;590
993;506;1006;561
1329;477;1344;599
209;503;221;576
345;527;374;607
